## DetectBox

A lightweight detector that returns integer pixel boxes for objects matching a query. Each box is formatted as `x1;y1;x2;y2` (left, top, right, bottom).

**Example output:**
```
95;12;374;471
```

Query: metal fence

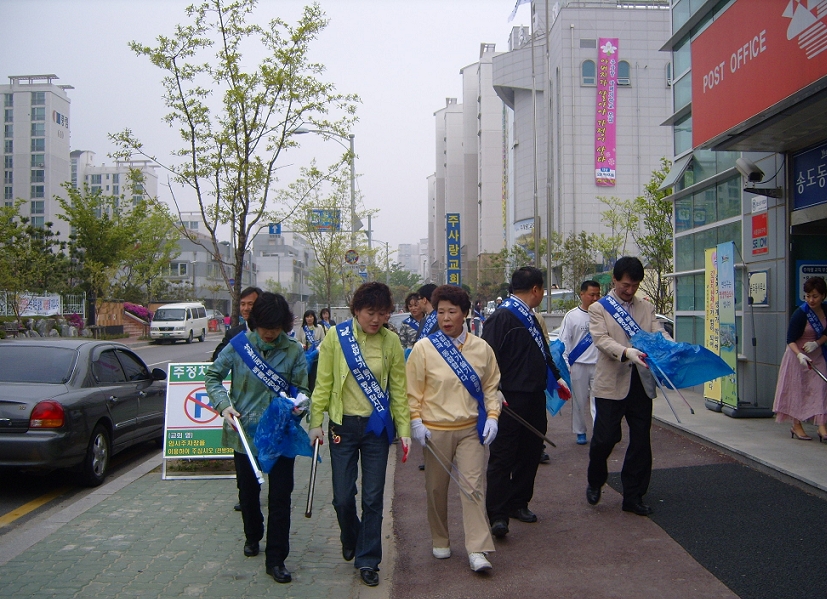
0;291;86;319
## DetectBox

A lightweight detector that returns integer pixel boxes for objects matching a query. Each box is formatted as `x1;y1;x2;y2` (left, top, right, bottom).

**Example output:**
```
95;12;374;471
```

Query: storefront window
717;177;741;220
676;235;694;272
675;196;692;233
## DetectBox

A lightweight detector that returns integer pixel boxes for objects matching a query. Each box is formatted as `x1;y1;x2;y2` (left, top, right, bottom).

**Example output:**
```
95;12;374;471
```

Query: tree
111;0;358;323
559;231;599;292
597;196;638;266
632;158;674;314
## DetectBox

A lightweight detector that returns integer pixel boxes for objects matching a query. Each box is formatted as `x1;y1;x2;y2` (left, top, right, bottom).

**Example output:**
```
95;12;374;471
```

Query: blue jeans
328;415;390;570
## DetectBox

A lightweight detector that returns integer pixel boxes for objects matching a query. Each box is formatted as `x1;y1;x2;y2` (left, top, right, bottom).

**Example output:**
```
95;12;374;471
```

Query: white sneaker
432;547;451;559
468;552;492;572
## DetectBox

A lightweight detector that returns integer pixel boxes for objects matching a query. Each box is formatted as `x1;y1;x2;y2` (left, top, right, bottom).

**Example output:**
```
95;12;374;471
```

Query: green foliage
110;0;358;320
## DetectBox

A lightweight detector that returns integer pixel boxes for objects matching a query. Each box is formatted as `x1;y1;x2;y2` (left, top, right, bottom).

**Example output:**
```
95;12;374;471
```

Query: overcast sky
1;0;529;252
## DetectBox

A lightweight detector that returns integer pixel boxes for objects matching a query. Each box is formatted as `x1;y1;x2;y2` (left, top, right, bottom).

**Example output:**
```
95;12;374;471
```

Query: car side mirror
152;368;167;381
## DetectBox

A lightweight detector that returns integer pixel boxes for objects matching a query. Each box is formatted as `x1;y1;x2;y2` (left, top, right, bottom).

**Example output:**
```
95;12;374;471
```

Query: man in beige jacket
585;257;670;517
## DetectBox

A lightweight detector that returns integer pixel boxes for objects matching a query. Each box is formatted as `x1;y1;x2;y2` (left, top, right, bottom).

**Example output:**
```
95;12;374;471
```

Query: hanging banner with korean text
446;213;461;286
595;38;618;186
717;242;738;408
704;248;722;403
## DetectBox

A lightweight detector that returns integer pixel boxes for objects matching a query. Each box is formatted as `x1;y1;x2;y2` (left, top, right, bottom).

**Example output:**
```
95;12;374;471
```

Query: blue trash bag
403;347;412;361
254;395;315;473
630;329;734;389
305;346;319;368
546;339;572;416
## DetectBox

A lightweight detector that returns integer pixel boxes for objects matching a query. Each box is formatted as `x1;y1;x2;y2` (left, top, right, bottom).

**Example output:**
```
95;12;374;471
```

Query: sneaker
576;433;588;445
432;547;451;559
469;552;492;572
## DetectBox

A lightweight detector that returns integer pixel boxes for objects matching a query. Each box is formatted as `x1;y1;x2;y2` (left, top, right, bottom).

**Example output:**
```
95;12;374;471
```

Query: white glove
803;341;819;354
292;392;310;415
625;348;649;368
308;427;324;447
221;405;241;421
410;418;431;446
482;418;498;446
798;352;812;369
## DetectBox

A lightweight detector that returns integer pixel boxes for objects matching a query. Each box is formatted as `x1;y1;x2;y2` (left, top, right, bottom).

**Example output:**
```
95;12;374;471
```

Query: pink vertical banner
595;37;618;187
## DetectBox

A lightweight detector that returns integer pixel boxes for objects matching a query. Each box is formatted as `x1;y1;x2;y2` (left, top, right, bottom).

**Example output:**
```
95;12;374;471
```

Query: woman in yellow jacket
309;282;410;588
406;285;501;573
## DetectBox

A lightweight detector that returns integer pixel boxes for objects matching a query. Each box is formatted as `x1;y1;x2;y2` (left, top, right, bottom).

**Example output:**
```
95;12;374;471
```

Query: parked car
388;312;410;332
656;314;674;337
149;302;208;344
206;309;224;322
0;339;167;486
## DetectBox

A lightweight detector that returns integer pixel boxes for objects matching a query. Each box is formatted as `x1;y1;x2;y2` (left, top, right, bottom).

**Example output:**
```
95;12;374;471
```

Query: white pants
570;362;596;435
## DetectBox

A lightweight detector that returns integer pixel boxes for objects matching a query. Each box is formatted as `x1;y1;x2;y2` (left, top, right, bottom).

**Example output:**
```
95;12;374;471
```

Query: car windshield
153;309;185;321
0;346;76;383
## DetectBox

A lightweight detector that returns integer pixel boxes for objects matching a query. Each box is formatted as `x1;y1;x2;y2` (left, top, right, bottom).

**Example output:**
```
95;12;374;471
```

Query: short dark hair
247;292;293;331
319;307;331;319
351;282;394;315
580;280;600;292
417;283;438;305
404;292;420;308
511;267;544;292
803;276;827;296
240;286;263;300
613;256;644;282
302;309;317;326
431;285;471;315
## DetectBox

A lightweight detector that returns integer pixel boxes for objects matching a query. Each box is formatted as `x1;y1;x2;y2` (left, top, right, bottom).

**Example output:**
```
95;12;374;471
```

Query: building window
4;140;11;153
166;263;188;277
673;72;692;111
31;107;45;121
31;200;44;214
31;92;45;106
4;125;12;138
4;186;11;201
30;216;44;229
31;123;45;137
4;171;12;184
31;138;44;152
617;61;631;86
112;173;120;184
112;185;119;196
580;38;596;49
581;60;596;86
31;185;44;198
91;174;102;184
674;114;692;156
31;154;44;167
31;169;45;183
666;62;672;87
3;94;12;108
132;195;143;205
4;109;12;123
3;156;11;169
91;185;101;195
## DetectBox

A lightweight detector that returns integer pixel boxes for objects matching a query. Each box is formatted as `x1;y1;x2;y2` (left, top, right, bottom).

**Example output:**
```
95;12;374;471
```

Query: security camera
735;157;764;183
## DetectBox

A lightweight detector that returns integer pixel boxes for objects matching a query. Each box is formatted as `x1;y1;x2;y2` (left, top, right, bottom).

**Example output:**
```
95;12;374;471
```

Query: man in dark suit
586;257;671;516
212;286;262;361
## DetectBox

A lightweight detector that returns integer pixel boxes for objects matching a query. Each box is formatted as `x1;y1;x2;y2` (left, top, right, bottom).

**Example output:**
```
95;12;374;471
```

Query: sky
0;0;531;253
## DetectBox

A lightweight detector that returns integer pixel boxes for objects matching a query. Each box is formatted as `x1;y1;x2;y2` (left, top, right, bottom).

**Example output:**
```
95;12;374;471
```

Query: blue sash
320;320;331;331
802;303;827;361
336;321;395;444
303;325;317;348
568;332;593;365
229;331;297;397
417;310;438;341
501;297;559;394
598;295;641;339
403;316;420;332
428;331;486;443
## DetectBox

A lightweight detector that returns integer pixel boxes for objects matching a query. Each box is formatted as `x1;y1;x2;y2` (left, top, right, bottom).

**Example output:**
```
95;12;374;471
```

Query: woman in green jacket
309;282;410;588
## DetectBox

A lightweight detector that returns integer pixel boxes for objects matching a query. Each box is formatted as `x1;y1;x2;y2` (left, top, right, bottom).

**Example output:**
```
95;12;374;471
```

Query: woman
774;276;827;441
398;292;423;350
319;307;336;331
298;309;325;393
406;285;501;573
309;282;411;588
206;292;309;584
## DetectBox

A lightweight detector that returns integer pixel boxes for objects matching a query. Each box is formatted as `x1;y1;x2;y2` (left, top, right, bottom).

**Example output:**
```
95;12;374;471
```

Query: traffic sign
345;249;359;264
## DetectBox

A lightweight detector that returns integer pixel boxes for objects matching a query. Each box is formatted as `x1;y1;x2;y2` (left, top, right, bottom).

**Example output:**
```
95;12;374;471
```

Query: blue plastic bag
630;330;734;389
305;347;319;368
254;396;314;473
546;339;572;416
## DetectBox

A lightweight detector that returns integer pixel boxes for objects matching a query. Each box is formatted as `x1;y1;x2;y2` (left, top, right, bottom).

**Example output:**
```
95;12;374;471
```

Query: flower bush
65;312;84;331
124;302;153;322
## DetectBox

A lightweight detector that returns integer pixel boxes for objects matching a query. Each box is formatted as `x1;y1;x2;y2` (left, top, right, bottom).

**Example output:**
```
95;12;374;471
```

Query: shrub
64;313;84;331
124;302;153;322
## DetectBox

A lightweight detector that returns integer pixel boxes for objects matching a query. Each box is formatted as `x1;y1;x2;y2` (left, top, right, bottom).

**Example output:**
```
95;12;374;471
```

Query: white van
149;302;209;343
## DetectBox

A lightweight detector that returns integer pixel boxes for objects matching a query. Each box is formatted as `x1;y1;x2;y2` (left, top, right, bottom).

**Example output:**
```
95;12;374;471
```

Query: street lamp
294;127;358;247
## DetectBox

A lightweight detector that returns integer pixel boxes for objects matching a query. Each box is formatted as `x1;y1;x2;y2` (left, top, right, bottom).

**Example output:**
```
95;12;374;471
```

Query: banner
18;293;61;316
595;38;618;186
717;242;738;408
446;213;461;286
704;248;721;402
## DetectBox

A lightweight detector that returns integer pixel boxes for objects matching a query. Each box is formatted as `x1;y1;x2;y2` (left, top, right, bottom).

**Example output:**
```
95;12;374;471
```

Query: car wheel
185;330;193;344
80;424;110;487
198;329;205;343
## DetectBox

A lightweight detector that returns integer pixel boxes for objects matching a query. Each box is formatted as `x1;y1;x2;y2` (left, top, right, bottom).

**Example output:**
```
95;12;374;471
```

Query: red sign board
751;212;769;256
691;0;827;148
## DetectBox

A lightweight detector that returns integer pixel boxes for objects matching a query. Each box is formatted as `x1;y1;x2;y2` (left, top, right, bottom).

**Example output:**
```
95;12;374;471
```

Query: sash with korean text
403;316;420;332
568;332;593;365
802;303;827;361
500;297;559;394
229;331;296;397
303;325;317;348
336;321;395;444
417;310;438;341
598;294;641;339
428;331;486;443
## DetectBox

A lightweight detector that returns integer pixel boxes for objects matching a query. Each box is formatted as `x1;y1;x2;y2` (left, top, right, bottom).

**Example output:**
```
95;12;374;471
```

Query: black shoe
622;500;653;516
418;464;425;471
586;486;601;506
243;541;259;557
539;452;550;464
490;519;509;538
342;546;355;562
509;507;538;523
266;564;292;583
233;503;242;512
360;568;379;587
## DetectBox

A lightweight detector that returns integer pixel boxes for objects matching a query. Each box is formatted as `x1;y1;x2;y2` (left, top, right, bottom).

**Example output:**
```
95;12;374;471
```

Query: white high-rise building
70;150;158;208
2;74;72;237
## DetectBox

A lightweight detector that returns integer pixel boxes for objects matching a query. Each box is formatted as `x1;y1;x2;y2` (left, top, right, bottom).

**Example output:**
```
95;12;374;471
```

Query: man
482;267;569;537
586;257;671;517
416;283;439;341
559;280;602;445
212;286;262;361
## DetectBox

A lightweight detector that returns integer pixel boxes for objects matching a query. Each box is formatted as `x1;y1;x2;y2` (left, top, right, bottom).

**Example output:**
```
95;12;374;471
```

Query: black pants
486;390;546;522
234;451;295;568
587;367;653;502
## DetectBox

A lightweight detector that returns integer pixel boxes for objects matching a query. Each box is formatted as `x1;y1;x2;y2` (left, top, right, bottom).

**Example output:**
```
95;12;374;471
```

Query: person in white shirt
559;280;602;445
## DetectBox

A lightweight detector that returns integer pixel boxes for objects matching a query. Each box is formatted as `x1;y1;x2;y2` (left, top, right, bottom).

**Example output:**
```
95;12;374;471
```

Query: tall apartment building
71;150;158;207
492;1;672;281
2;74;72;237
